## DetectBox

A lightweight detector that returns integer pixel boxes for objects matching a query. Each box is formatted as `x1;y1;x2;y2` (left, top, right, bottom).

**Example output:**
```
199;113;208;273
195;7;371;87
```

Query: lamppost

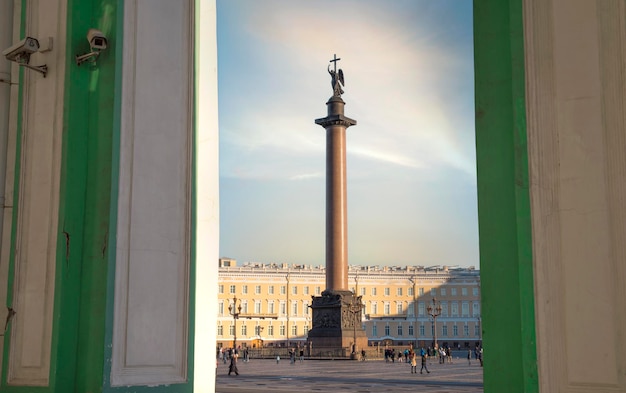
346;295;363;359
426;297;442;349
286;273;290;348
408;276;417;349
228;296;242;350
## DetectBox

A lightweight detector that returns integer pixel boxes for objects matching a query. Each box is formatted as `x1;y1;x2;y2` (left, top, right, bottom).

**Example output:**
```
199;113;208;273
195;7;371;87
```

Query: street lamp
408;276;417;349
345;295;363;359
426;297;442;349
228;296;242;350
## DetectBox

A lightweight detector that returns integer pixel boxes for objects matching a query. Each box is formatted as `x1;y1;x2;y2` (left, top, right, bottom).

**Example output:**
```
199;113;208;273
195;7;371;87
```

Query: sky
217;0;478;268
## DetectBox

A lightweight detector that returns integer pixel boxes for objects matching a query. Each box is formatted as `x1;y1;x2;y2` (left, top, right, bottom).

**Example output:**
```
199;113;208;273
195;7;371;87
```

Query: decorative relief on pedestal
313;309;341;329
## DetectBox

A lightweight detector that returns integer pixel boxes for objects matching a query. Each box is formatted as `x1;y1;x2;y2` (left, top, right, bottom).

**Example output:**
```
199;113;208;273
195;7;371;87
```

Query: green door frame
474;1;539;392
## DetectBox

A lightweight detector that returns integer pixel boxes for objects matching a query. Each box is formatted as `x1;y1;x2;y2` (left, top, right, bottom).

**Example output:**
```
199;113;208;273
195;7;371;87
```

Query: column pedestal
307;290;368;357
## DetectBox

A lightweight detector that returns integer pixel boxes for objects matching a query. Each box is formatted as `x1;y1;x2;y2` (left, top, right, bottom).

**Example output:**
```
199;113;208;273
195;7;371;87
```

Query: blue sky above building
217;0;478;268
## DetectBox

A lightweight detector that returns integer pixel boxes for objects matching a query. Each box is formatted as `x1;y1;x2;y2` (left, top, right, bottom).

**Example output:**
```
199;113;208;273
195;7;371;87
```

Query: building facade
217;259;481;350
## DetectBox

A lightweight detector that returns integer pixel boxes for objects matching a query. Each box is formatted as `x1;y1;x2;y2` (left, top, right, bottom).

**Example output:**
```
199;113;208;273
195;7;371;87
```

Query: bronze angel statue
328;65;344;96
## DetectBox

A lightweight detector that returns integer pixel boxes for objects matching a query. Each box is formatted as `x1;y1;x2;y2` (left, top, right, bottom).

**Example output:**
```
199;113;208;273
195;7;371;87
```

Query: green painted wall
473;1;538;392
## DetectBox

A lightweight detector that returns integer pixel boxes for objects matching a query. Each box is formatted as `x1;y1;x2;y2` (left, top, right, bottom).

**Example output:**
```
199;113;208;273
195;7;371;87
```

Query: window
360;287;366;296
229;285;236;294
292;302;297;316
304;286;309;295
372;325;378;336
451;302;459;317
397;287;403;296
451;288;457;296
464;325;469;336
453;325;458;336
419;324;425;336
462;287;468;296
474;324;480;337
254;301;261;314
304;325;309;335
441;288;447;296
242;325;247;336
268;301;275;314
255;285;261;294
442;325;448;337
292;286;297;295
384;303;390;315
473;287;479;296
304;301;309;315
219;302;224;315
219;285;224;294
229;325;235;336
384;287;390;296
462;302;470;317
396;303;403;314
418;302;425;317
384;325;390;336
408;287;414;296
372;302;378;315
241;301;248;314
418;288;424;296
315;286;321;295
279;302;287;315
397;324;403;336
279;325;285;336
291;325;297;336
371;287;377;296
280;286;286;295
217;325;223;336
269;285;274;295
408;304;414;316
268;325;274;336
255;325;262;335
431;288;436;296
242;285;248;294
408;325;414;336
473;302;480;317
441;302;448;317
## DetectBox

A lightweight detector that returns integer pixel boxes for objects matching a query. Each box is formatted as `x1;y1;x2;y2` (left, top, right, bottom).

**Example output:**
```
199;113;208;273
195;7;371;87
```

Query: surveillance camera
87;29;107;51
2;37;40;63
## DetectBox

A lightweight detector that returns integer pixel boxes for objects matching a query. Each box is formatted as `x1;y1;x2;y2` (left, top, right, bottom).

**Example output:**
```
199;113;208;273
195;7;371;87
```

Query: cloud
218;1;475;183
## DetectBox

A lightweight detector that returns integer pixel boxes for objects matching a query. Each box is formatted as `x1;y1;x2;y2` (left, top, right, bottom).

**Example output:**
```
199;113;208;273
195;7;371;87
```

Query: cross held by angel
328;54;345;97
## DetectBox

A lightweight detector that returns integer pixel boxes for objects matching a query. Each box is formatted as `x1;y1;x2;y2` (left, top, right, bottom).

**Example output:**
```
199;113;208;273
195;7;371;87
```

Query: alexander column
307;55;367;359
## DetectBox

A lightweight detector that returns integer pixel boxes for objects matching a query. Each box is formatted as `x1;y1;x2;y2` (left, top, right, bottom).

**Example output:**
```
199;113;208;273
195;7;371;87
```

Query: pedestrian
479;348;483;367
361;348;366;361
468;349;472;365
299;349;304;363
228;352;239;376
420;354;430;374
410;351;417;374
276;355;280;364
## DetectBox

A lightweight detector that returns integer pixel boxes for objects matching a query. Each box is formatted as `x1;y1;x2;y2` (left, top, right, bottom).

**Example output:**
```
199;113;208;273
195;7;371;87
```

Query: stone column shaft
315;96;356;292
326;124;348;290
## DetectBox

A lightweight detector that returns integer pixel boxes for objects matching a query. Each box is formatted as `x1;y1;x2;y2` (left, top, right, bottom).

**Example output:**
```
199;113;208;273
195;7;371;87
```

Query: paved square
215;357;483;393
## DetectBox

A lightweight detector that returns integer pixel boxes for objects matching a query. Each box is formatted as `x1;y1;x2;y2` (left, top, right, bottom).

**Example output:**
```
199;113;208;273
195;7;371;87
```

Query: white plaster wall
5;0;67;386
111;0;194;386
194;1;220;392
525;0;626;391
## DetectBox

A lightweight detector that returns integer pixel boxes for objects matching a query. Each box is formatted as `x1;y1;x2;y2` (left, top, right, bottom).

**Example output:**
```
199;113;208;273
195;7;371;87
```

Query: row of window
218;284;479;297
219;284;478;297
217;324;307;337
219;299;480;318
217;322;480;339
372;323;480;338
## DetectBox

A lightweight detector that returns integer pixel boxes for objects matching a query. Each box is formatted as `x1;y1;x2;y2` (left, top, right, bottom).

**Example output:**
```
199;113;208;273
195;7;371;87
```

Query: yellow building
217;258;481;350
